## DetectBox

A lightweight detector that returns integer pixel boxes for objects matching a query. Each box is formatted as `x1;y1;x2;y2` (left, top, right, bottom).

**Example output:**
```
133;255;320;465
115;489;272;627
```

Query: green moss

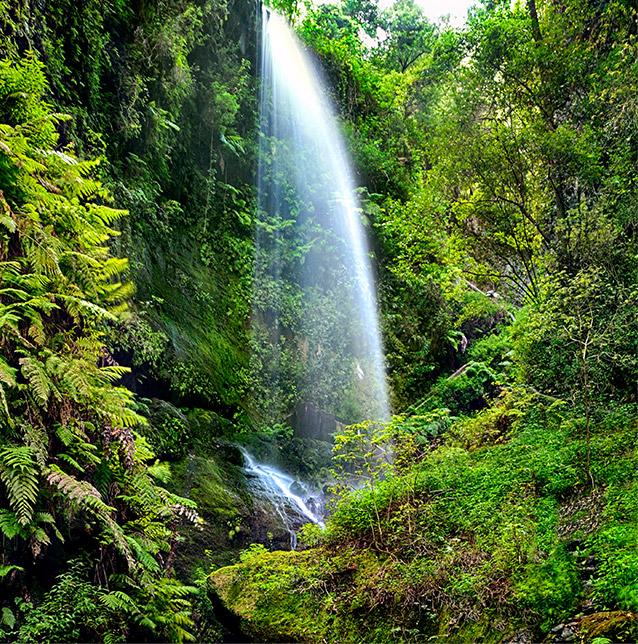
175;456;242;517
209;547;405;642
170;451;249;578
210;549;329;641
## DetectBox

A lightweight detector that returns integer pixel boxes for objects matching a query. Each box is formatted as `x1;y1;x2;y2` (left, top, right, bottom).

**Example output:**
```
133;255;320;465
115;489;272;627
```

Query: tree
515;268;638;482
378;0;436;72
343;0;379;37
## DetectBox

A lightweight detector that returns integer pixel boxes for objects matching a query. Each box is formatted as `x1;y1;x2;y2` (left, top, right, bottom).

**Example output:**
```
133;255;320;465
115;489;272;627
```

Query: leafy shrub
17;561;126;643
417;361;499;414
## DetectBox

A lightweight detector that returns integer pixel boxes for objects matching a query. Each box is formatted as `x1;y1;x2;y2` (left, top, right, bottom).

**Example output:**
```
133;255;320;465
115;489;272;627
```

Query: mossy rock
170;450;250;577
209;548;341;642
187;408;238;453
209;546;414;643
578;611;638;642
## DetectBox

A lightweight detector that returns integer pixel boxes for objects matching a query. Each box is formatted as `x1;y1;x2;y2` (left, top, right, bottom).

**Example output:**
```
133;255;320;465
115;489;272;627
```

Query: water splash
254;9;390;425
240;448;324;548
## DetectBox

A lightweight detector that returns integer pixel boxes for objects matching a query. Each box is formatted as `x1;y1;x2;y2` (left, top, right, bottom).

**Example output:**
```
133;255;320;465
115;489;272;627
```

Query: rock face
547;622;579;642
290;401;345;442
171;442;303;576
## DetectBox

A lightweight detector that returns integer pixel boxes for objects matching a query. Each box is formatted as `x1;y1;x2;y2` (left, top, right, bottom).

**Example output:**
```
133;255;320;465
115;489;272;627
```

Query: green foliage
0;55;199;643
515;269;638;404
15;558;199;643
415;361;499;415
207;2;638;640
377;0;436;72
138;398;192;460
17;560;127;643
214;394;637;641
0;446;38;526
1;0;257;410
2;0;638;642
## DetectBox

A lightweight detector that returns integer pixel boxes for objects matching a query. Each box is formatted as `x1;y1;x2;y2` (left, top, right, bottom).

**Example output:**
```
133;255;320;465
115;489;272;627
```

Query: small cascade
240;448;324;548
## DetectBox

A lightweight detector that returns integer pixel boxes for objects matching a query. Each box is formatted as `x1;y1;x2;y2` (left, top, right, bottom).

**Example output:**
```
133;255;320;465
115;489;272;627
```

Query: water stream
249;9;390;543
240;448;324;548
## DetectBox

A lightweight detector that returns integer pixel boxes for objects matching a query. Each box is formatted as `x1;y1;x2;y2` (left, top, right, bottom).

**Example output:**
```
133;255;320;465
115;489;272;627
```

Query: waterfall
247;9;390;544
254;9;390;425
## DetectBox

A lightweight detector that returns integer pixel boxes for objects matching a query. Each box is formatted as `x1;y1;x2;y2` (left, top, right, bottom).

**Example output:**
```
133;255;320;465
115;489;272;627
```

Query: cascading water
247;8;390;543
255;9;389;424
240;448;324;548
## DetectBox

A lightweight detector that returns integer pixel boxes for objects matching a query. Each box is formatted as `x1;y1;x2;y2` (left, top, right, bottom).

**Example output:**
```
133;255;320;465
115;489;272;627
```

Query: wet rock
547;621;579;642
506;630;534;643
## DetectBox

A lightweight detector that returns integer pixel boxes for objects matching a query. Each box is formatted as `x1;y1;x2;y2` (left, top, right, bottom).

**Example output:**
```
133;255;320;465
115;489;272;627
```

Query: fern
0;564;24;579
57;453;85;472
0;446;39;526
0;357;16;387
0;510;21;539
124;535;161;573
19;356;51;407
0;56;198;641
46;466;134;566
99;590;137;613
45;465;107;508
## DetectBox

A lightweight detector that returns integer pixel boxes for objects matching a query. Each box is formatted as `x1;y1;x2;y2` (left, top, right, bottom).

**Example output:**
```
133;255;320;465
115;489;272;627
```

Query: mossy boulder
208;545;400;643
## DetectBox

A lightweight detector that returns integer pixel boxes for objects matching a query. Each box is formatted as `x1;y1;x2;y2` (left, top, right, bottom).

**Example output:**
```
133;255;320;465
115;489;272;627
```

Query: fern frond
45;465;105;508
0;564;23;579
58;453;85;473
0;357;17;387
0;445;39;526
124;535;160;573
56;293;117;322
89;204;127;225
19;356;51;407
45;466;133;566
99;590;137;613
0;509;21;539
0;385;12;422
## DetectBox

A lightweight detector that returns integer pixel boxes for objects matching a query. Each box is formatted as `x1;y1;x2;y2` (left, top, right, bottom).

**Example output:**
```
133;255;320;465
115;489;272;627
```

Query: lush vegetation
211;0;638;641
0;0;637;641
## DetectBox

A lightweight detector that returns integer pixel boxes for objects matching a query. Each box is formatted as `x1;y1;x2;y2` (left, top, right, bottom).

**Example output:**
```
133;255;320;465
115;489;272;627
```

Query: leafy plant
0;54;199;642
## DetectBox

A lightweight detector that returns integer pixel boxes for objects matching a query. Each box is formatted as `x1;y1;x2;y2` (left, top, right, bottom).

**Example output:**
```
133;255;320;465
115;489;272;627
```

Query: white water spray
249;9;390;544
241;448;324;548
256;9;390;423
